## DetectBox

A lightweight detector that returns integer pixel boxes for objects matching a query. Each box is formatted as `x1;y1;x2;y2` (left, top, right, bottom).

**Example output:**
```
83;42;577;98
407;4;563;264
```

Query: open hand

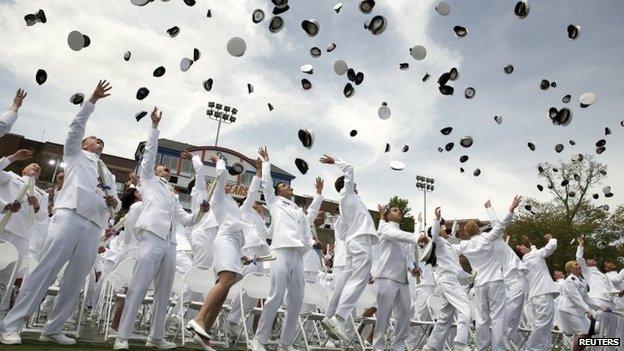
484;199;491;209
544;233;553;241
319;154;335;165
89;80;112;104
258;146;269;161
314;177;324;195
577;236;584;247
150;107;162;127
104;195;118;208
509;195;522;212
180;150;193;160
435;207;441;220
200;200;210;213
12;89;27;111
8;149;33;162
27;195;39;210
3;201;21;213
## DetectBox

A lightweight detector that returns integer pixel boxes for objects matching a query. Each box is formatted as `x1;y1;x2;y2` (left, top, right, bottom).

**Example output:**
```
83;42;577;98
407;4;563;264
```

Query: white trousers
117;230;176;340
373;278;411;351
255;248;304;346
504;272;527;341
426;274;472;351
227;246;265;325
191;229;216;268
1;209;99;334
326;266;348;318
0;230;29;311
474;280;507;351
406;284;434;348
525;294;555;351
330;235;374;320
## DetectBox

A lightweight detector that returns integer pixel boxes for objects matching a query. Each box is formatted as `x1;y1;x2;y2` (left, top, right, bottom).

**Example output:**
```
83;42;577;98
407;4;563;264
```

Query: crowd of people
0;81;623;351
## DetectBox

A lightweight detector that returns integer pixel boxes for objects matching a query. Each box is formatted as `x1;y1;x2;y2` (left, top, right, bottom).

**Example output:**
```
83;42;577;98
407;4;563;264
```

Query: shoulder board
571;276;576;281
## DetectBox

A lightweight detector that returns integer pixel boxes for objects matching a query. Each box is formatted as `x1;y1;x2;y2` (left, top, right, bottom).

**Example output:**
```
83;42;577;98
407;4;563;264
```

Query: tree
371;195;415;232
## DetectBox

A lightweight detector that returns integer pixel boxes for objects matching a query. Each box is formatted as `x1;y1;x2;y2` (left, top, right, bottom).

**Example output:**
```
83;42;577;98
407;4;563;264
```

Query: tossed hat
384;143;391;153
554;143;564;153
473;168;481;176
203;79;213;91
445;142;454;151
310;47;321;58
350;129;358;137
167;26;180;38
439;85;454;95
569;139;576;145
301;64;313;74
567;24;581;40
402;145;409;152
327;43;337;52
295;158;309;174
503;65;514;74
153;66;166;77
359;0;375;13
494;115;503;124
301;19;320;36
193;48;201;61
460;136;473;148
366;15;387;35
124;51;131;61
354;72;364;85
35;69;47;85
228;162;245;176
131;0;150;6
435;1;450;16
441;127;453;135
272;5;290;15
334;3;343;13
227;37;246;57
449;68;459;81
579;92;597;108
422;73;430;81
67;30;91;51
343;83;355;98
453;26;468;37
268;103;274;111
459;155;469;163
537;184;543;191
183;0;196;6
399;63;409;70
378;102;391;119
562;94;571;103
69;93;84;105
347;68;356;82
298;129;314;148
389;160;405;171
301;78;312;90
135;111;148;121
464;87;476;99
269;16;284;33
514;0;530;18
180;57;193;72
409;45;427;60
540;79;550;90
334;60;348;75
247;83;254;94
252;9;265;23
527;142;536;151
136;87;150;100
605;127;611;135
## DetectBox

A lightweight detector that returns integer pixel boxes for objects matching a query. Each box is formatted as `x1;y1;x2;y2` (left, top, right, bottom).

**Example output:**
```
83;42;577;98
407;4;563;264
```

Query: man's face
553;270;565;280
516;244;530;255
155;164;172;180
571;262;582;275
22;163;41;179
587;258;597;267
604;262;616;272
55;172;65;189
82;136;104;155
386;207;403;222
277;183;293;199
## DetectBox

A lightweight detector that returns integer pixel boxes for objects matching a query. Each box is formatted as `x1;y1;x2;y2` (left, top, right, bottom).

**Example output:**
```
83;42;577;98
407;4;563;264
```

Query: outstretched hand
179;150;193;160
434;206;441;220
150;107;162;127
89;80;112;104
258;146;269;162
255;157;263;177
577;236;584;247
11;89;27;112
484;199;491;209
314;177;324;195
319;154;335;165
377;204;386;218
544;233;553;241
8;149;33;162
509;195;522;212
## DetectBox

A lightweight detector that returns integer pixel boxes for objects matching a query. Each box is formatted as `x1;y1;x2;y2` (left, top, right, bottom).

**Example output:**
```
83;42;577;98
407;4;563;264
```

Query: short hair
334;175;345;193
154;163;167;171
274;181;287;195
120;188;139;211
81;135;104;147
464;220;479;236
564;260;577;273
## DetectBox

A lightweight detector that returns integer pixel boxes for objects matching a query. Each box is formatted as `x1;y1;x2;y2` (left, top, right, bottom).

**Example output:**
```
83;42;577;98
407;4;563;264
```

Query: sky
1;0;623;221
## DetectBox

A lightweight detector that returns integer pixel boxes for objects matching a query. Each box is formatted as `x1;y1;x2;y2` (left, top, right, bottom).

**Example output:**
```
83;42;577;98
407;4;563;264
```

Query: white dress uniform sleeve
607;269;624;286
139;127;159;181
486;207;499;225
0;157;10;170
380;222;418;244
333;157;355;194
575;245;590;277
241;176;261;211
209;159;229;222
0;110;18;138
564;278;592;313
191;155;208;212
63;101;96;158
481;211;513;244
261;161;276;207
535;238;557;258
306;194;323;224
175;202;195;227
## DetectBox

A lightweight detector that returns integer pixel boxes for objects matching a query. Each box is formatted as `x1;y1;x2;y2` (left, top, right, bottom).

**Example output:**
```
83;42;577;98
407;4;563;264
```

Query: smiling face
553;270;565;280
386;206;403;223
275;182;294;199
566;260;582;276
586;258;597;267
154;164;172;180
22;163;41;179
515;244;530;255
82;135;104;155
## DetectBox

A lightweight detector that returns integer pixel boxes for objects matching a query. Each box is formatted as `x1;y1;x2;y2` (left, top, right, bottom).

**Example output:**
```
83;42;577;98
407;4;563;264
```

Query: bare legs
193;271;237;343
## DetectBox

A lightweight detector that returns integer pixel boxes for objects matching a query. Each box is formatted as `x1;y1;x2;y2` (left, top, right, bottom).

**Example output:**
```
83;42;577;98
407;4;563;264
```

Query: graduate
318;154;378;342
0;150;48;310
250;146;314;351
515;233;559;351
0;89;26;139
1;80;120;346
186;153;250;351
419;207;472;351
449;196;521;351
373;204;418;351
114;108;207;350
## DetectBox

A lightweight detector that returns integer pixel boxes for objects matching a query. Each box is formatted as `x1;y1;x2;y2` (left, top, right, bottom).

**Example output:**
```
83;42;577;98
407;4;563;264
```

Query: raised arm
182;151;209;211
535;234;557;258
258;146;276;206
64;80;111;157
242;158;263;210
0;150;33;185
431;207;443;244
139;107;161;180
0;89;26;138
485;199;499;225
575;237;589;275
319;154;354;193
482;195;521;244
306;177;324;223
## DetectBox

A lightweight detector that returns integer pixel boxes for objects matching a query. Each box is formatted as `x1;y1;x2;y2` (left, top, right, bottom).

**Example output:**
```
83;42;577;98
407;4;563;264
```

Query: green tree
372;195;415;232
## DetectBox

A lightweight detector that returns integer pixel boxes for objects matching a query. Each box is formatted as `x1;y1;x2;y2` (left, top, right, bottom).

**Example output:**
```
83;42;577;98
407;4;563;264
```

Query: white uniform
451;211;513;351
1;101;120;336
576;246;619;340
327;158;378;322
302;194;324;281
254;161;313;347
372;220;416;351
0;110;18;138
605;269;624;348
406;258;435;350
117;126;196;342
189;155;219;268
425;220;472;351
556;273;591;335
326;216;348;315
486;208;528;344
522;239;559;351
0;166;48;310
227;175;270;326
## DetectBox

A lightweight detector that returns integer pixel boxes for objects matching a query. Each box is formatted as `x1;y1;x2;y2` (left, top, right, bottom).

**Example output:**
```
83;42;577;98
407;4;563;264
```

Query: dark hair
274;182;288;195
187;178;196;193
334;175;345;192
121;188;139;211
513;246;524;259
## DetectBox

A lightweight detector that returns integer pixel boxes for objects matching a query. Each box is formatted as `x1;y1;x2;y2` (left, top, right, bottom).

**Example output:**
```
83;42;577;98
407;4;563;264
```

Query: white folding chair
351;284;377;350
295;281;341;350
182;266;216;346
102;257;136;340
0;239;19;311
238;272;271;350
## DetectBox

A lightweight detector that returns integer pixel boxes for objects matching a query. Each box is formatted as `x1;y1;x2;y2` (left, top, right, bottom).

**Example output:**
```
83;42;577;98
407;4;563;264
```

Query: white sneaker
145;337;177;349
329;316;349;342
39;333;77;345
276;344;299;351
320;317;341;340
113;338;130;350
0;331;21;345
192;334;215;351
250;338;267;351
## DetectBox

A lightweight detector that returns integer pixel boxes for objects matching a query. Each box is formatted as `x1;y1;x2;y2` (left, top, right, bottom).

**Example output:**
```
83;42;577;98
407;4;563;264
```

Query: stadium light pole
207;102;238;146
416;175;435;228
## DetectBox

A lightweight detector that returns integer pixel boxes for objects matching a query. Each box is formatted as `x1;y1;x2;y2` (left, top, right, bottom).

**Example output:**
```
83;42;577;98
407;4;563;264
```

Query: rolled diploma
0;177;32;232
97;160;115;218
192;177;218;224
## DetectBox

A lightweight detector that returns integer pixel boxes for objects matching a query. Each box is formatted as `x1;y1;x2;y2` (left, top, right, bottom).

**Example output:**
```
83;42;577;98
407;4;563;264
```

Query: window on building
180;158;192;174
159;154;179;172
240;172;253;185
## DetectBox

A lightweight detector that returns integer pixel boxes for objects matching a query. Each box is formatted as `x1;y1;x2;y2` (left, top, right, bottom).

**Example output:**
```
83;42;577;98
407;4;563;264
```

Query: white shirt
190;155;219;233
431;220;471;279
372;220;417;284
486;208;527;278
133;127;195;243
175;223;193;252
0;110;17;138
53;101;120;229
558;274;592;315
303;194;324;273
261;161;313;253
451;211;513;286
576;246;617;304
333;158;377;244
210;159;249;243
333;215;347;267
240;175;269;254
0;169;49;239
522;239;559;299
605;270;624;290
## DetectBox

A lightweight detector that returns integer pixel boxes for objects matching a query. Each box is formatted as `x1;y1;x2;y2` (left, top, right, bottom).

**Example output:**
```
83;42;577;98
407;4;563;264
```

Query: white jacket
133;128;195;242
0;170;48;240
522;239;559;299
261;161;312;253
0;110;17;138
431;220;471;280
240;175;269;254
372;220;417;284
190;155;219;233
333;158;377;244
558;274;592;316
53;102;120;228
210;159;249;243
333;215;347;267
451;211;513;286
486;208;527;278
576;246;618;305
303;194;324;273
